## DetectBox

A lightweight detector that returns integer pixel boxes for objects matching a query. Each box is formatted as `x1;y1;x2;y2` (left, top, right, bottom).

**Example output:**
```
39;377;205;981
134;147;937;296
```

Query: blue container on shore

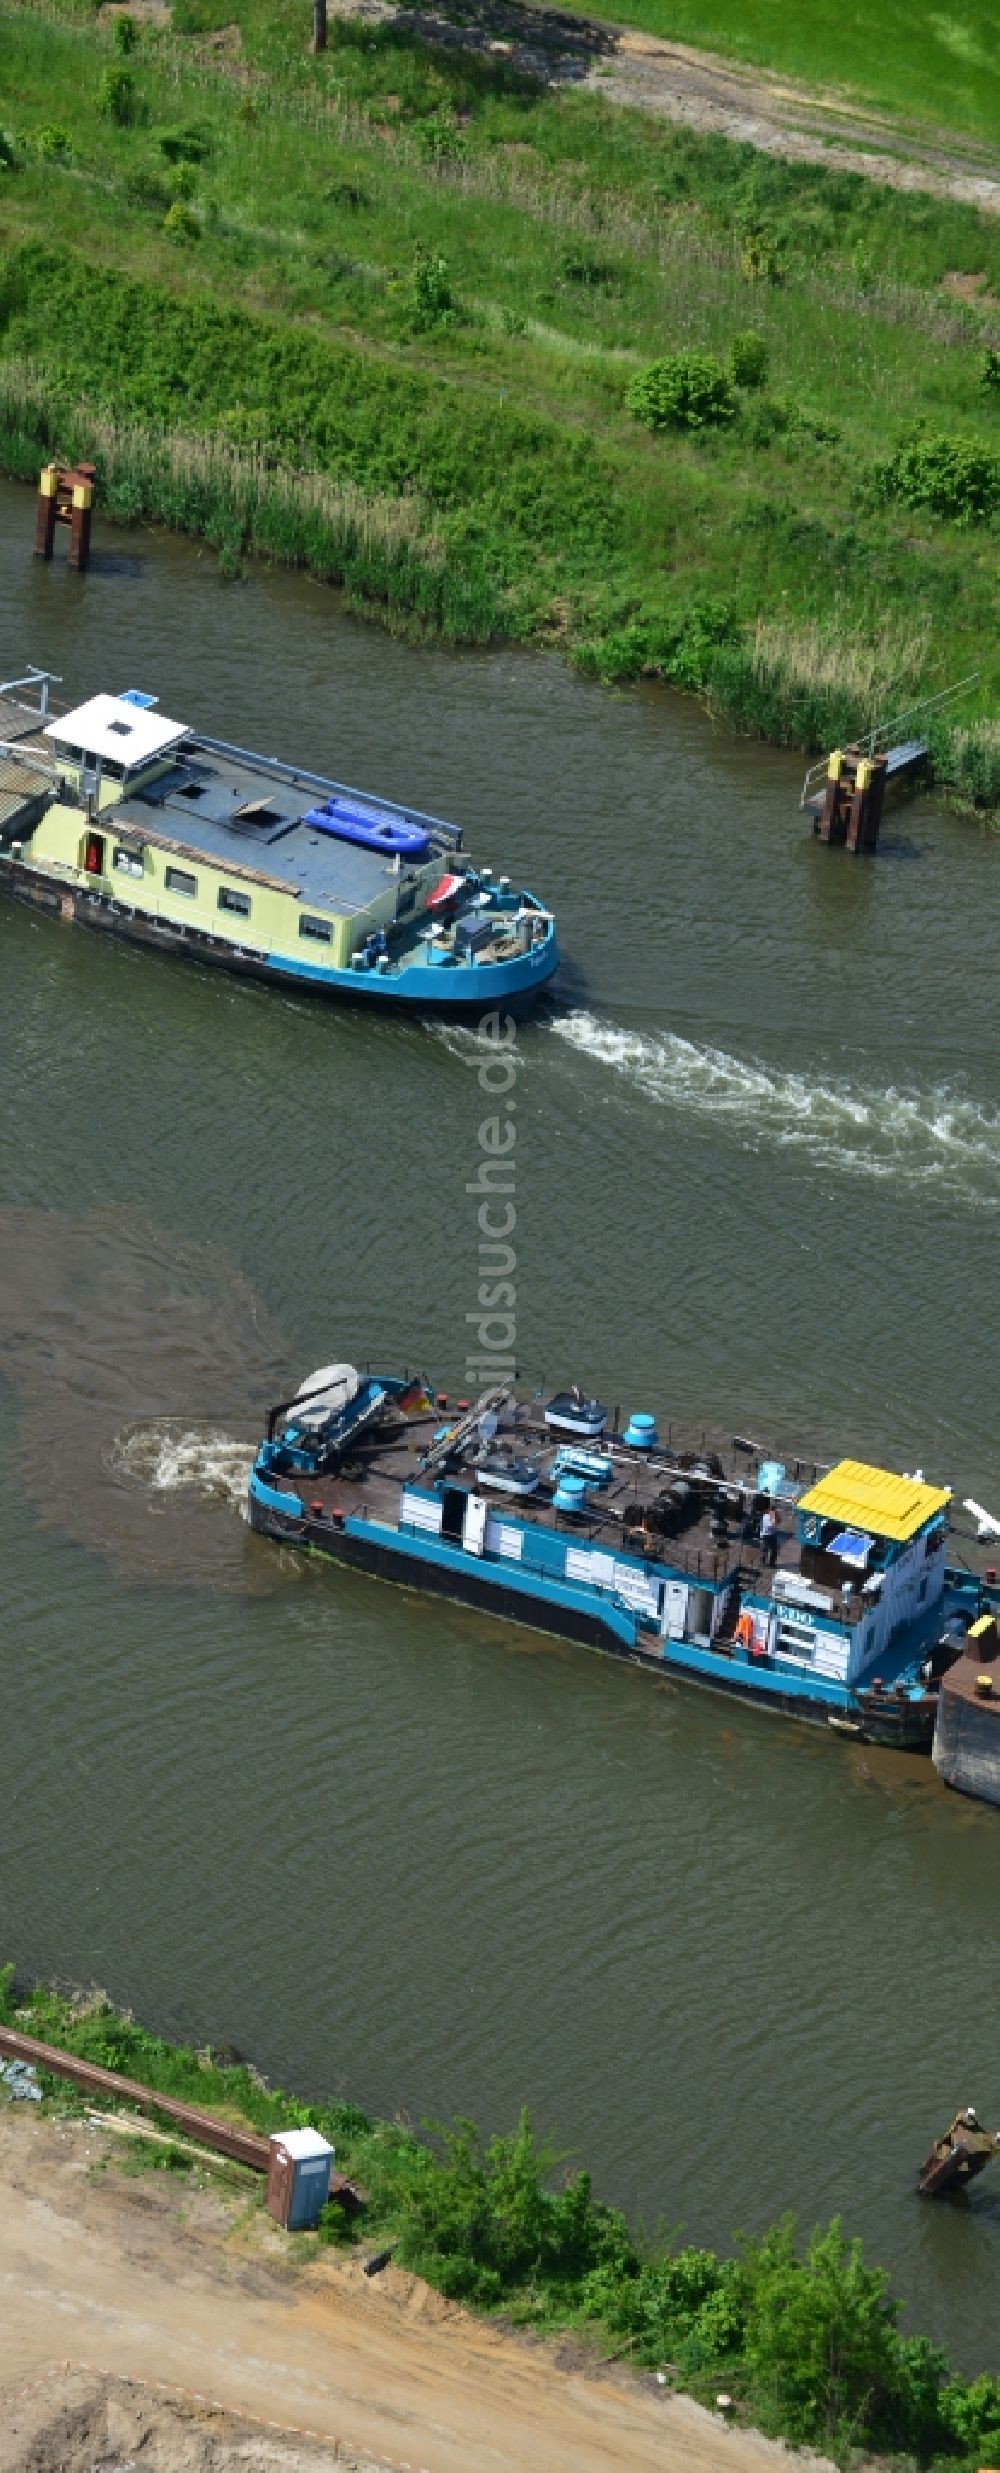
267;2127;334;2231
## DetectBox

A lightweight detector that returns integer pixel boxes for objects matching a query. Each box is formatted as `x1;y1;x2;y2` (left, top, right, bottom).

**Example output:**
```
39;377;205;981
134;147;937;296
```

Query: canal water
2;480;999;2369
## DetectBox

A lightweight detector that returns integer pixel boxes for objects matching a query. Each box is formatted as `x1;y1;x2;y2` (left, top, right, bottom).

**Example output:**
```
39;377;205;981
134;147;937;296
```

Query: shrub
737;2215;936;2456
744;393;790;448
729;330;768;390
982;346;1000;397
124;162;173;212
33;125;73;160
408;245;457;329
626;352;736;432
162;200;201;242
415;107;466;165
0;128;18;172
737;213;787;284
940;2368;1000;2457
157;122;213;165
574;596;738;688
876;426;1000;524
97;66;142;126
560;246;621;290
113;12;138;53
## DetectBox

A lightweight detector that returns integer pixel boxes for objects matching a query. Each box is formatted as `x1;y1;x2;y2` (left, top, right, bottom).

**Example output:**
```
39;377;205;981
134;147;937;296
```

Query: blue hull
1;861;560;1016
247;1472;942;1749
262;928;560;1013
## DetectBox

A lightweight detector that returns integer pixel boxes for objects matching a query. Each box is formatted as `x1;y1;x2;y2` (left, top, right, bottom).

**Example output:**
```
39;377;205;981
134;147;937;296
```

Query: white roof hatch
44;693;188;769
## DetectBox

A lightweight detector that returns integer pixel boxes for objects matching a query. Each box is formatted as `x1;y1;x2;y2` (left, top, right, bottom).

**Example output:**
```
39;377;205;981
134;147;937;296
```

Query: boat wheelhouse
0;670;558;1013
248;1370;999;1750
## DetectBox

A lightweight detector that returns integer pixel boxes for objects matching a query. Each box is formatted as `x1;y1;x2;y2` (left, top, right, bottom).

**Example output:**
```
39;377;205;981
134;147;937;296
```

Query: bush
157;122;213;165
113;12;138;53
408;245;457;329
739;2217;908;2452
729;330;768;390
877;426;1000;524
124;162;173;212
97;66;142;126
162;200;201;242
561;246;622;290
575;595;738;688
0;128;18;172
33;125;73;160
737;213;787;284
626;352;736;432
940;2368;1000;2458
415;107;466;165
982;346;1000;397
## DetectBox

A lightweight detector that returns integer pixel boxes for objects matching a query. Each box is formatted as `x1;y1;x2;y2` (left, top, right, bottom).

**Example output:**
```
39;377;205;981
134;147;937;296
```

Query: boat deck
266;1405;813;1591
263;1395;1000;1624
114;739;457;921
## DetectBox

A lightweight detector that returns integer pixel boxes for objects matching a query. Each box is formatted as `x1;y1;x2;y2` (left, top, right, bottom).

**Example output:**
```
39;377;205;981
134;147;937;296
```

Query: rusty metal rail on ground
0;2025;271;2170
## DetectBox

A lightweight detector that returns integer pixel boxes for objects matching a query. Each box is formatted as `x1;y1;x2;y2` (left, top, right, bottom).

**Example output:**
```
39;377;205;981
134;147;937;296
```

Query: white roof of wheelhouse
44;694;188;768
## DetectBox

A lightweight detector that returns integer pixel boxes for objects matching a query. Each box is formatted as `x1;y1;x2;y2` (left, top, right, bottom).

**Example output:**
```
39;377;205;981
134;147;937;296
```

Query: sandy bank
0;2107;830;2473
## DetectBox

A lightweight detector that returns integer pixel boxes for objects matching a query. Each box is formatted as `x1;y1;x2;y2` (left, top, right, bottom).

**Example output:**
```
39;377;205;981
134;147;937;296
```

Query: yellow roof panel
796;1458;951;1543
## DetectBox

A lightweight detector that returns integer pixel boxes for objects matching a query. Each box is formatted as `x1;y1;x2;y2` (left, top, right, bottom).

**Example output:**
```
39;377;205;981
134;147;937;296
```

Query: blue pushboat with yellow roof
248;1368;1000;1750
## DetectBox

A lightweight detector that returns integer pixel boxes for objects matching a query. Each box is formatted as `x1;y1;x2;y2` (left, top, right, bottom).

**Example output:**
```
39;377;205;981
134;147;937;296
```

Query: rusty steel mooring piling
814;745;888;852
34;460;95;572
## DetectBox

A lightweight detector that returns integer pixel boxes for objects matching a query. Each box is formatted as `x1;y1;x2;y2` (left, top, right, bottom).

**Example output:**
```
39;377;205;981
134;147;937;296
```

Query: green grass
552;0;1000;146
0;0;997;776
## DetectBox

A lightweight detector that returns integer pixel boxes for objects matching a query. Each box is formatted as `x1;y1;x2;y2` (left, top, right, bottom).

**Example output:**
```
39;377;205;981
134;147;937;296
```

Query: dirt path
332;0;1000;215
0;2108;823;2473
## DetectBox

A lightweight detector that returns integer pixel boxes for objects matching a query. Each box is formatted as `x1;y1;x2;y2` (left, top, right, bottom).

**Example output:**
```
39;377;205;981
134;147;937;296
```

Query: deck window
165;866;197;898
113;847;144;880
299;914;333;944
218;886;251;918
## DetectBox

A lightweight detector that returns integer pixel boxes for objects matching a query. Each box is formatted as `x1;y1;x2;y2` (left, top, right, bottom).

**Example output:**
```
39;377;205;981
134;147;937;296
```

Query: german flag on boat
397;1380;436;1417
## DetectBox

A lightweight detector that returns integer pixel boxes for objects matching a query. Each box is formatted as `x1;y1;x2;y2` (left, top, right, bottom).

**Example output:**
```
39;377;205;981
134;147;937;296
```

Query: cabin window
299;914;333;944
114;847;144;879
165;866;197;898
218;886;251;917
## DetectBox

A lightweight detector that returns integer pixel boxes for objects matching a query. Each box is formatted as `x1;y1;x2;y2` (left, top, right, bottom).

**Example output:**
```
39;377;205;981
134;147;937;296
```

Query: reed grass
706;615;933;750
0;361;501;639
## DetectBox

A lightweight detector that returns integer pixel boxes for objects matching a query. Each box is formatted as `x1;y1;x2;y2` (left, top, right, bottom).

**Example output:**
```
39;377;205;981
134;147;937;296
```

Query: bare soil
331;0;1000;214
0;2106;828;2473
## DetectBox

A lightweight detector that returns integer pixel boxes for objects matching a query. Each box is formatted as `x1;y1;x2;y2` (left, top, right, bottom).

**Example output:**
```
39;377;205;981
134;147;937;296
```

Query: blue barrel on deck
623;1413;657;1449
553;1474;588;1515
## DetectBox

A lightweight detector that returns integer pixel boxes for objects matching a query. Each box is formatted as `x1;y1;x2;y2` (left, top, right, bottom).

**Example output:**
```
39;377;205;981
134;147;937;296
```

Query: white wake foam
113;1422;255;1505
550;1011;1000;1198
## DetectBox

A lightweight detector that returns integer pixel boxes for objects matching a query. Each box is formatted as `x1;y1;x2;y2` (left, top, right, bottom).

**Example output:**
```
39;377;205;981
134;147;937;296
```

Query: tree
312;0;327;54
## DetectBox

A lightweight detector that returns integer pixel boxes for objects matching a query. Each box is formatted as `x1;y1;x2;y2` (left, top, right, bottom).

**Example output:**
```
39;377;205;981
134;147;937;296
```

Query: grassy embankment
0;0;998;799
550;0;1000;147
5;1965;1000;2471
